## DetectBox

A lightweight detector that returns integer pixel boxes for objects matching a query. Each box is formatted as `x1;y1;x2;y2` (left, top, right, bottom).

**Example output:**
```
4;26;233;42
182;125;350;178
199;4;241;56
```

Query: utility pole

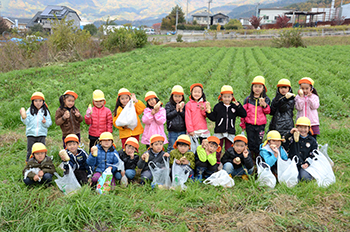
186;0;189;24
207;0;212;30
0;1;2;17
176;6;178;32
255;3;260;17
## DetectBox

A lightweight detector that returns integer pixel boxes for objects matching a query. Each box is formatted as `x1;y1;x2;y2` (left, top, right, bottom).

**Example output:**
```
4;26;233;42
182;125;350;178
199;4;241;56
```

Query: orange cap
233;135;248;144
145;91;158;102
208;136;221;152
173;134;191;149
31;92;45;101
150;134;165;144
64;90;78;99
190;83;203;92
125;137;139;149
64;134;79;144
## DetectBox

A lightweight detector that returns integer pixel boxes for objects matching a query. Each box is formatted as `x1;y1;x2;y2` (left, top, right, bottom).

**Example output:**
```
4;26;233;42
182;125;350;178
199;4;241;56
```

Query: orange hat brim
190;83;203;92
126;141;139;149
31;96;45;101
234;136;248;144
150;135;165;144
298;79;313;86
172;91;184;95
64;91;78;99
145;95;157;102
32;149;47;154
173;138;191;149
64;137;79;144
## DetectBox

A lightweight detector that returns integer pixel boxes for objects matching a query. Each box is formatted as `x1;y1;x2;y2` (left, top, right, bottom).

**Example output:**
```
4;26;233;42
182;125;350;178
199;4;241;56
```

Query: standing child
284;117;317;181
118;137;140;183
23;143;56;186
269;79;295;138
295;77;320;140
169;135;195;179
240;76;271;160
59;134;92;185
141;91;168;148
221;135;254;179
137;135;170;183
195;136;220;180
20;92;52;161
86;132;124;185
207;85;247;163
113;88;146;148
85;90;113;152
55;90;83;148
185;83;210;144
165;85;186;153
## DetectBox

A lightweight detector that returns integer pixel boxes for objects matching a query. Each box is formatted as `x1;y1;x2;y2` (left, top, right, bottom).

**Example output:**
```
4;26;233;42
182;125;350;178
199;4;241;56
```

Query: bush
176;34;183;42
84;24;98;36
273;29;306;48
101;28;148;52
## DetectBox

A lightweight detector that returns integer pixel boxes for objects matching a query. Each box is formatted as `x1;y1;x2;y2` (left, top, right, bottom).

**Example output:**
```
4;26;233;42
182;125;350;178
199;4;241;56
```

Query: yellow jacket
113;101;146;138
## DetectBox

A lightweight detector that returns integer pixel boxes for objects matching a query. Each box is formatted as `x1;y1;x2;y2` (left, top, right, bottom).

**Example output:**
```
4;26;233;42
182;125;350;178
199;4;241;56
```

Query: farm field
0;45;349;231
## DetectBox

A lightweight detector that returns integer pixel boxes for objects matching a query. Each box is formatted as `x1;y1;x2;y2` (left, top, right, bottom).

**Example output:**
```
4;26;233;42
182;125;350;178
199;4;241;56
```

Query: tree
161;5;185;30
0;17;10;35
84;24;98;35
249;16;262;29
225;19;243;30
276;15;290;28
152;23;161;33
30;24;44;34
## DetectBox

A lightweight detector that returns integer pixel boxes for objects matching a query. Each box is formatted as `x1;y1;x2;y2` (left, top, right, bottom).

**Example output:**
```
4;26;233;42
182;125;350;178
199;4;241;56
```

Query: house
192;11;212;25
239;18;251;26
341;3;350;19
2;17;31;32
192;12;229;25
258;8;293;25
211;13;229;25
27;5;81;32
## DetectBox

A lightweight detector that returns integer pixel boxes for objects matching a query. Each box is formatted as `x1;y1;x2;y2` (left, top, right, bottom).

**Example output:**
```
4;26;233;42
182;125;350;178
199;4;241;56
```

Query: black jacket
137;149;167;172
118;149;139;170
269;89;295;137
165;102;186;132
285;132;317;169
207;101;246;134
221;147;254;170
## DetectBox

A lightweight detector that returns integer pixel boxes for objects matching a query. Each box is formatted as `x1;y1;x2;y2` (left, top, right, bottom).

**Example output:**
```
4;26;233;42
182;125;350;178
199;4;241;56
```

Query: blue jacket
21;108;52;137
86;144;120;174
63;148;92;176
259;143;288;167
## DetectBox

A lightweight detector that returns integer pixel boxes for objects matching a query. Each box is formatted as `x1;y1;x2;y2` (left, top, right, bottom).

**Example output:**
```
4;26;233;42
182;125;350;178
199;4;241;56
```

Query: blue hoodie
259;143;288;167
21;108;52;137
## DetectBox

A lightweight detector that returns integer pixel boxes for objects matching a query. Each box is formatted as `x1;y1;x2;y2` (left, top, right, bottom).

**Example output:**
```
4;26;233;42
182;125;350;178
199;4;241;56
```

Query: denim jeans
223;162;254;176
23;173;53;185
167;131;186;153
115;169;136;180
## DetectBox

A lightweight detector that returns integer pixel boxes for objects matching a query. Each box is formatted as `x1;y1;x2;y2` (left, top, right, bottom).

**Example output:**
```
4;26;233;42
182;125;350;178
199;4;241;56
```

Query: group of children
22;75;320;187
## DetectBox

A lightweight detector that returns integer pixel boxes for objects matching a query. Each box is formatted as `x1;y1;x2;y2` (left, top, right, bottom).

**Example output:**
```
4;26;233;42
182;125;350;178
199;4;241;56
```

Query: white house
258;8;293;24
192;12;229;25
239;18;251;26
341;3;350;19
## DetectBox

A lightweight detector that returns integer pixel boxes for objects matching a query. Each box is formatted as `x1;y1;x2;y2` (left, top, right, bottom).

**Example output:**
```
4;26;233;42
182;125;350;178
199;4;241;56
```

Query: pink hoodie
295;94;319;126
141;107;168;145
185;99;208;133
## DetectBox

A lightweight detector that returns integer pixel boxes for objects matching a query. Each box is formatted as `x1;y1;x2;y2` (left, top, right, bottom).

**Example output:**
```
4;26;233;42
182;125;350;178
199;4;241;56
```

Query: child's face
173;94;183;104
177;144;189;154
269;140;281;149
300;83;312;96
34;152;46;162
222;93;233;105
233;141;246;154
119;95;130;107
192;86;202;101
297;125;309;137
150;141;164;153
33;99;43;110
93;100;104;108
66;141;79;154
252;84;264;96
147;98;157;107
125;144;136;155
207;142;218;154
279;86;290;96
100;139;113;149
64;95;75;108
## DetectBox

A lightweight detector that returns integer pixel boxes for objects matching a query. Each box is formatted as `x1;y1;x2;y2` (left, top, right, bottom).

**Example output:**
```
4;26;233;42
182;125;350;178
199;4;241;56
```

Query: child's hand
307;91;313;97
290;128;298;134
270;145;279;157
179;101;185;112
33;175;40;181
131;93;138;103
243;148;249;158
91;146;98;157
181;158;189;165
205;101;211;113
20;107;27;119
163;152;170;158
38;170;44;177
233;157;241;165
176;159;181;165
121;170;125;176
108;167;113;170
74;110;81;117
42;116;46;123
302;163;309;169
234;101;239;106
142;152;149;162
151;109;156;115
259;98;267;108
63;110;70;120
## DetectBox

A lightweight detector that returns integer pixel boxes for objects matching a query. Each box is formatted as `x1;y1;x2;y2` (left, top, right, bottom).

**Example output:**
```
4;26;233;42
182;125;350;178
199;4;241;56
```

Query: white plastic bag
189;135;200;153
305;149;336;187
54;165;81;195
171;159;190;190
318;144;334;167
115;100;138;130
203;170;235;188
24;168;41;182
96;168;113;194
256;157;276;188
278;155;299;188
121;175;128;187
149;156;171;189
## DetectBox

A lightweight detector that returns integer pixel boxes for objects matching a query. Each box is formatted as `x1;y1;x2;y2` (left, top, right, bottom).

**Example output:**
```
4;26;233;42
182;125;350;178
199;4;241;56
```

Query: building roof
192;12;212;17
3;17;32;25
212;13;229;18
259;8;292;11
284;11;326;16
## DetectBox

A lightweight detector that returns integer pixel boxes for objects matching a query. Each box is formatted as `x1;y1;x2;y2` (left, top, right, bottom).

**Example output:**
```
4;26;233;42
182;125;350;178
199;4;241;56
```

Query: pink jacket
85;105;113;137
295;94;319;126
141;107;168;145
240;97;271;130
185;99;208;133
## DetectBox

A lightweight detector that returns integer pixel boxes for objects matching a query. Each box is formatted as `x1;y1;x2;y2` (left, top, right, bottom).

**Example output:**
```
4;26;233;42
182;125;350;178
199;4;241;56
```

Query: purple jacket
141;107;168;145
295;94;319;126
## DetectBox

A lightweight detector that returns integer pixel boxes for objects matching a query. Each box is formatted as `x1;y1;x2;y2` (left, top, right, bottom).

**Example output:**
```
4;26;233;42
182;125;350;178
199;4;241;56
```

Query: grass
0;45;349;231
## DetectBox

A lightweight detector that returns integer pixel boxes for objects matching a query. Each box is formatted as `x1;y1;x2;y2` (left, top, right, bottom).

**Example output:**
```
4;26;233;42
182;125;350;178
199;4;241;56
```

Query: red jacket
240;96;271;130
85;105;113;137
185;99;208;133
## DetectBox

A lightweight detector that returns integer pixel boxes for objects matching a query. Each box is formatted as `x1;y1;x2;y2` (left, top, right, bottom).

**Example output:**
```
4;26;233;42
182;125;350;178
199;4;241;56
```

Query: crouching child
195;136;220;180
118;137;140;183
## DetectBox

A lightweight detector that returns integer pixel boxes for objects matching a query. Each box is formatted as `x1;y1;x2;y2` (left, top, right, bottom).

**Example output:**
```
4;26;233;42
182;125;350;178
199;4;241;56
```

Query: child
86;132;124;185
59;134;92;185
85;90;113;152
55;90;83;148
269;79;295;138
284;117;317;181
20;92;52;161
185;83;210;144
295;77;320;140
221;135;254;179
259;130;288;175
23;143;56;186
137;134;170;183
240;76;271;160
118;137;140;182
113;88;146;148
169;134;195;179
207;85;247;163
165;85;186;153
195;136;220;180
141;91;168;148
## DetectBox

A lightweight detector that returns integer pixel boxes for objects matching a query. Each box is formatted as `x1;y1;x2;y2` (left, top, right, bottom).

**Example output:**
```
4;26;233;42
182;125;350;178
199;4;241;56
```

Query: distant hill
287;0;350;11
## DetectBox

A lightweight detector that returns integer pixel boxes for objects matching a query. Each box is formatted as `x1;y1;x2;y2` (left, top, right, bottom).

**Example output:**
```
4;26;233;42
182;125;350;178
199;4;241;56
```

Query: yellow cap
252;76;267;92
266;130;284;141
221;85;233;95
31;92;45;101
93;90;105;101
125;137;139;149
277;79;291;87
32;142;47;154
296;117;311;127
145;91;157;102
173;134;191;148
118;88;131;96
99;132;114;141
171;85;184;95
64;134;79;144
150;134;164;144
298;77;314;86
